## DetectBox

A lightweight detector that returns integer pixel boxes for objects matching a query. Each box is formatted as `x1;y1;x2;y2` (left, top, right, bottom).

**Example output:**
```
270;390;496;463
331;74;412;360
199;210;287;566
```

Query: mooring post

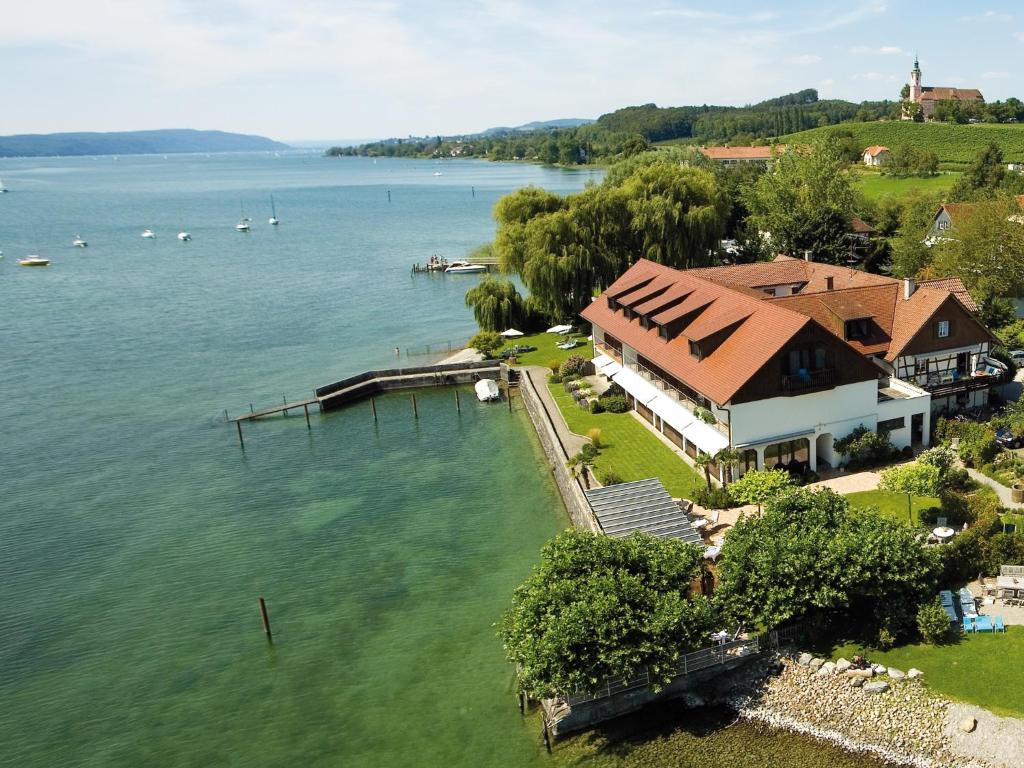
455;389;461;413
236;420;245;448
303;402;311;429
387;189;391;203
250;403;255;414
412;394;418;419
282;395;288;416
223;409;229;422
258;596;272;640
370;397;378;421
507;388;513;412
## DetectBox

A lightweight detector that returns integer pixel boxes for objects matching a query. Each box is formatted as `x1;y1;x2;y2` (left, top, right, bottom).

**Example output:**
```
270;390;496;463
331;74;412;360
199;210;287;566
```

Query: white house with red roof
862;146;890;166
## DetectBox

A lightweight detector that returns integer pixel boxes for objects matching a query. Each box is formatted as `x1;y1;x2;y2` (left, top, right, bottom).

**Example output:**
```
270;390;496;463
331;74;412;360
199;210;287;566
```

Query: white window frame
936;320;950;339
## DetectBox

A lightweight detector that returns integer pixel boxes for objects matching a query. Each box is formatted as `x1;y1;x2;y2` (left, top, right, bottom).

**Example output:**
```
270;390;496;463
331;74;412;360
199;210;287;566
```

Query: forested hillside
0;129;289;158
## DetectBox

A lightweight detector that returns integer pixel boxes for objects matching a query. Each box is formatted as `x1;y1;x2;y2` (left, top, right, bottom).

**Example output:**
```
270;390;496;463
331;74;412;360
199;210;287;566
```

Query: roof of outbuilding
864;145;890;157
585;478;703;543
699;145;778;160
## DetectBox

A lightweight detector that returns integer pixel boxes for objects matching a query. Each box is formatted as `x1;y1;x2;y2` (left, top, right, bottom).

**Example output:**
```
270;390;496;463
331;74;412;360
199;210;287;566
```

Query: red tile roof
850;217;875;234
864;146;890;157
918;278;978;313
583;260;810;404
690;256;891;293
699;146;778;161
920;87;983;102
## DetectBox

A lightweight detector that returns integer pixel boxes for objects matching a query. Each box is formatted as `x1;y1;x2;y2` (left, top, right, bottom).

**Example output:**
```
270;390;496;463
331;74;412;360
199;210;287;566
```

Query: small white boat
475;379;501;402
268;194;279;226
141;229;156;239
177;231;192;241
0;178;8;193
445;261;487;274
19;255;50;267
73;235;88;247
433;171;443;176
236;220;251;232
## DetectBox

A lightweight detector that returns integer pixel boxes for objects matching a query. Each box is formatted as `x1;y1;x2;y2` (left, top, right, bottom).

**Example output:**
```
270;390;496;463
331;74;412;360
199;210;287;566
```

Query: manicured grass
853;171;958;200
547;382;705;498
831;628;1024;718
506;331;589;370
844;489;940;524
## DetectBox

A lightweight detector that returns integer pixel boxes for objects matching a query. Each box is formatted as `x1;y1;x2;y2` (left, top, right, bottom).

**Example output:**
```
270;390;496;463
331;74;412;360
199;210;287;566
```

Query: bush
468;331;504;358
580;443;599;461
692;485;735;510
547;359;562;374
917;598;953;644
587;428;603;448
549;373;562;384
603;382;626;399
559;354;588;379
693;406;716;425
900;445;914;459
601;395;630;414
600;471;625;486
589;399;605;414
937;420;998;467
835;425;897;469
874;627;897;651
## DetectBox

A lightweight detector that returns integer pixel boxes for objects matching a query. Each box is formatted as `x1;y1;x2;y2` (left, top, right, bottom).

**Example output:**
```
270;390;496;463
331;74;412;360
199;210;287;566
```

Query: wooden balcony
923;371;1005;398
781;368;834;394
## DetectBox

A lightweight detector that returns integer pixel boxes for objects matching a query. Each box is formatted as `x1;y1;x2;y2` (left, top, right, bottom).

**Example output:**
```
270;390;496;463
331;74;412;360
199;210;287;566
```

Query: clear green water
0;154;891;766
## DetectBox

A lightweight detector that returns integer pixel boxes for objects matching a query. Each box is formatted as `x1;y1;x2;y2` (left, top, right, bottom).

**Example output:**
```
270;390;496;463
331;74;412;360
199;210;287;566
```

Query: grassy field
783;121;1024;165
853;171;959;200
547;382;705;498
831;628;1024;718
502;331;590;370
844;489;941;524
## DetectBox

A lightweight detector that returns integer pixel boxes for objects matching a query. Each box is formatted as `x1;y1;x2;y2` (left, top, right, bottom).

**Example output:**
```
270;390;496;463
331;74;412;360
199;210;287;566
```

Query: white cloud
850;45;904;55
650;8;777;23
981;71;1010;79
789;54;822;65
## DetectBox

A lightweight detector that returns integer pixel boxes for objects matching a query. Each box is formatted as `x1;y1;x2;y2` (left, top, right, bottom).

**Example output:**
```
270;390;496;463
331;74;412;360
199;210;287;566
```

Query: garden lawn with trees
830;629;1024;719
853;171;958;201
844;490;940;523
547;382;704;498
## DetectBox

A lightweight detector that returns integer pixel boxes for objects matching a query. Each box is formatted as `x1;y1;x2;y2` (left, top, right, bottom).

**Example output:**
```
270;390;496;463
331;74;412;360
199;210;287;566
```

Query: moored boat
475;378;501;402
141;229;156;239
445;261;487;274
73;235;88;247
19;255;50;267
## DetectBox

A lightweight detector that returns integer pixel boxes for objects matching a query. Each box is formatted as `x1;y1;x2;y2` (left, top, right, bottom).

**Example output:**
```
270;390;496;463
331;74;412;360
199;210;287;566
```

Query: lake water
0;153;887;767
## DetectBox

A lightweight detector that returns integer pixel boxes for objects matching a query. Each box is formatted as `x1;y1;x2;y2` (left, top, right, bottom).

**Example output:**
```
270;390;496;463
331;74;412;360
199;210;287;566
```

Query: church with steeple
902;56;984;120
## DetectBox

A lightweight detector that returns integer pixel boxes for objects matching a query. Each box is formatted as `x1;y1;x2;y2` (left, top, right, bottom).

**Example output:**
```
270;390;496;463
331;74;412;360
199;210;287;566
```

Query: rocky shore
721;655;993;768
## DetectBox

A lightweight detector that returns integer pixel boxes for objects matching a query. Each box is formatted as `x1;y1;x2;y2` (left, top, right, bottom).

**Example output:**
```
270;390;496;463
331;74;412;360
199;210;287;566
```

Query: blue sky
1;0;1022;141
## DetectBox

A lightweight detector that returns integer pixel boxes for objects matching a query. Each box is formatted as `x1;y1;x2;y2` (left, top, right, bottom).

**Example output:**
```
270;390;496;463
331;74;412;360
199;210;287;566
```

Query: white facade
863;149;889;167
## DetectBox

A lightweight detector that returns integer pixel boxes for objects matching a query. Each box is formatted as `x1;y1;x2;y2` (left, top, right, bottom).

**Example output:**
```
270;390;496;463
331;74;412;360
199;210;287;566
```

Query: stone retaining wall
517;368;599;532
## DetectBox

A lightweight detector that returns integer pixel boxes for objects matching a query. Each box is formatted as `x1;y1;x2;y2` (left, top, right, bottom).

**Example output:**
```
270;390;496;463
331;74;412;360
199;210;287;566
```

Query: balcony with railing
594;342;622;364
921;369;1006;398
780;367;834;394
633;362;730;436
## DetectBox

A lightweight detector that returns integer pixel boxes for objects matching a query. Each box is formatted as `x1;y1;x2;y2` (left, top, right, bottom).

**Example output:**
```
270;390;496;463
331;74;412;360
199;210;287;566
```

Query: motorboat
73;235;88;247
141;229;156;239
235;218;251;232
19;255;50;266
445;261;487;274
177;231;192;241
475;378;501;402
268;194;279;225
433;171;443;176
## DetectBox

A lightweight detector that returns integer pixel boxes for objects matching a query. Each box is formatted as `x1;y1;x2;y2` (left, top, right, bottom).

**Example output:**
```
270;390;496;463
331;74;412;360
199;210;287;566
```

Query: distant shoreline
0;129;289;159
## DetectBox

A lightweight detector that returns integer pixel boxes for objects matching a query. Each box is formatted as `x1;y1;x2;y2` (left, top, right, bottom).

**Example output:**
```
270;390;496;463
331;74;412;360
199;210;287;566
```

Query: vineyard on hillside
782;122;1024;165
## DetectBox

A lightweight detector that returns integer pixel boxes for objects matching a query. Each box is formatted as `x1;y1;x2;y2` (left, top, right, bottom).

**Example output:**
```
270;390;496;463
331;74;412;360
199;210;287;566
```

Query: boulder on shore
845;668;873;679
808;657;825;672
863;681;890;694
850;676;865;688
960;716;977;733
888;667;906;680
816;661;836;676
797;652;813;666
872;663;887;674
835;658;851;673
908;668;923;679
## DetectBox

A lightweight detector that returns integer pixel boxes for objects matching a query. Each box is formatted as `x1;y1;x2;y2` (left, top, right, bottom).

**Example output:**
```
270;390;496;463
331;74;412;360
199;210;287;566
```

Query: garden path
966;469;1024;510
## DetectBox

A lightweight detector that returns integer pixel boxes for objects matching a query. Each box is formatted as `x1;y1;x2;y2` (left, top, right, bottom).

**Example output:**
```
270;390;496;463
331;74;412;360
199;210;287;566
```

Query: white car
1010;350;1024;364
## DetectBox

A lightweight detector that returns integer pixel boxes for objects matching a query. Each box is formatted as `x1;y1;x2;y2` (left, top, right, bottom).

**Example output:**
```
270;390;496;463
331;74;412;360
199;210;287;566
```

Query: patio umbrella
500;328;524;337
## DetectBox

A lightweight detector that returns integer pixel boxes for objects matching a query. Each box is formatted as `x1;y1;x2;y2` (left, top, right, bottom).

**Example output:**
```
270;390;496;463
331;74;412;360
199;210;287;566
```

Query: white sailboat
0;178;8;193
268;194;279;226
236;201;251;231
141;229;156;239
73;235;88;247
177;231;192;241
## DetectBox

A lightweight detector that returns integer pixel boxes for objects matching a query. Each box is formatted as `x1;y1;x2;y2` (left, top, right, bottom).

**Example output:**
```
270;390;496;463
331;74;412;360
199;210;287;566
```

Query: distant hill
781;122;1024;165
0;129;290;158
489;118;594;134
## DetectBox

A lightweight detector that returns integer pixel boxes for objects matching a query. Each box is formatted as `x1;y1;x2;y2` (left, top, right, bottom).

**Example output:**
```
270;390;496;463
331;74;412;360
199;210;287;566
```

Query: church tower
910;56;922;102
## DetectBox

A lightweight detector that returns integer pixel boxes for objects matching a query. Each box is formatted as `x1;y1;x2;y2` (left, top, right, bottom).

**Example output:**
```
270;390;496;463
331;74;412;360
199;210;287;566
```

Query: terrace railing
781;368;834;393
634;363;729;436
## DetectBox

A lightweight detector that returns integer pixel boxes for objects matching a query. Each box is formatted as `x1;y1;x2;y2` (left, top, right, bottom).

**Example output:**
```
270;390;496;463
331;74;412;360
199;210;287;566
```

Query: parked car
996;427;1022;450
1009;350;1024;364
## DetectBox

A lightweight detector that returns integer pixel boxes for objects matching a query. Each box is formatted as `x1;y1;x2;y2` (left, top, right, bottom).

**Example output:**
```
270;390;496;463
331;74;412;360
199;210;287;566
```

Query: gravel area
944;703;1024;768
726;656;991;768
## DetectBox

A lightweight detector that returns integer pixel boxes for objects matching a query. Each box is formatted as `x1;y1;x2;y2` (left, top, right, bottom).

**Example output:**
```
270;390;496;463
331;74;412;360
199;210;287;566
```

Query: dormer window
689;340;702;360
844;318;870;340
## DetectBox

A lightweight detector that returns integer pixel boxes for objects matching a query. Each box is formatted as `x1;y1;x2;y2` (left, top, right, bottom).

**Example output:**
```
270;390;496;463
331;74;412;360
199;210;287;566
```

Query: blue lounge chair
995;616;1006;633
975;615;994;633
963;616;974;633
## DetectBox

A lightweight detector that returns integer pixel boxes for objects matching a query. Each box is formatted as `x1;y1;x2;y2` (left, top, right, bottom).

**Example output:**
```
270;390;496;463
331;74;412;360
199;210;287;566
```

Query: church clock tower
910;56;922;102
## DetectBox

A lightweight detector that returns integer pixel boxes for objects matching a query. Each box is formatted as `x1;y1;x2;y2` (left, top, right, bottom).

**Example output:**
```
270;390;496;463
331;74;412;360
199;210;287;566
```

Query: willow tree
493;186;566;274
464;276;526;331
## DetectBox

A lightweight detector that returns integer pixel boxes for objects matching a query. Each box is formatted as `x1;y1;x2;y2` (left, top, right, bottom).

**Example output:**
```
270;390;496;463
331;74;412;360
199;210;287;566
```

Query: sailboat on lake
268;194;279;226
236;201;251;232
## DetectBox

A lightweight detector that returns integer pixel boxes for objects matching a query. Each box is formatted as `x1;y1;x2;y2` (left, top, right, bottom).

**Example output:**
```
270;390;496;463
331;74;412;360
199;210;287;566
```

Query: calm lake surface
0;153;884;766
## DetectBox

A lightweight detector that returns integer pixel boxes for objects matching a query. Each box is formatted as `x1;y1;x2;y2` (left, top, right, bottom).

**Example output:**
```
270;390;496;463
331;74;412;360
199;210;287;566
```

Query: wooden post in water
507;387;513;412
250;403;255;414
370;397;378;421
258;596;272;639
387;189;391;203
412;394;418;419
282;395;288;416
236;420;245;448
455;389;461;413
303;403;311;429
224;409;229;422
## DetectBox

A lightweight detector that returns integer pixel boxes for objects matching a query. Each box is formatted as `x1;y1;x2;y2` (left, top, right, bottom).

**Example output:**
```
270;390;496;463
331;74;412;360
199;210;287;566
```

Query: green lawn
844;489;940;524
502;331;590;370
853;171;959;201
547;382;705;498
831;628;1024;718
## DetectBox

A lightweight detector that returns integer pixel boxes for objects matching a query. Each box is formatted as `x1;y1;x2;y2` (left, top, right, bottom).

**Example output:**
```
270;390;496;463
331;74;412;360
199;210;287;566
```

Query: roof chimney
825;276;834;291
804;250;813;262
903;277;916;300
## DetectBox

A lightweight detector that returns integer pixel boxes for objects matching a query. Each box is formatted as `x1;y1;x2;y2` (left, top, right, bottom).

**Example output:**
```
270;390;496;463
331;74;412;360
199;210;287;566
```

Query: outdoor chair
975;615;994;633
995;616;1006;633
937;517;948;528
962;616;974;633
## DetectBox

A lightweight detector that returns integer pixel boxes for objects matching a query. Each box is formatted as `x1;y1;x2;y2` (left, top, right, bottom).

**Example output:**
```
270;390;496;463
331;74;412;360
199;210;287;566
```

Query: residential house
862;146;890;166
583;257;998;481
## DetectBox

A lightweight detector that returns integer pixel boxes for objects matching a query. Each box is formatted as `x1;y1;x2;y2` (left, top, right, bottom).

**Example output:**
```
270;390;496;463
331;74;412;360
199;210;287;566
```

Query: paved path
808;470;882;495
522;366;588;457
966;468;1024;509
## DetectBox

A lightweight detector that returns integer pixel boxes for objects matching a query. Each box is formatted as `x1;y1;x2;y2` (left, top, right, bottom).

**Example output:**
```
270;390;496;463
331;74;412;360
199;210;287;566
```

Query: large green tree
728;468;796;516
464;276;528;331
499;530;714;699
715;487;937;641
742;137;856;264
879;462;942;525
930;198;1024;297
